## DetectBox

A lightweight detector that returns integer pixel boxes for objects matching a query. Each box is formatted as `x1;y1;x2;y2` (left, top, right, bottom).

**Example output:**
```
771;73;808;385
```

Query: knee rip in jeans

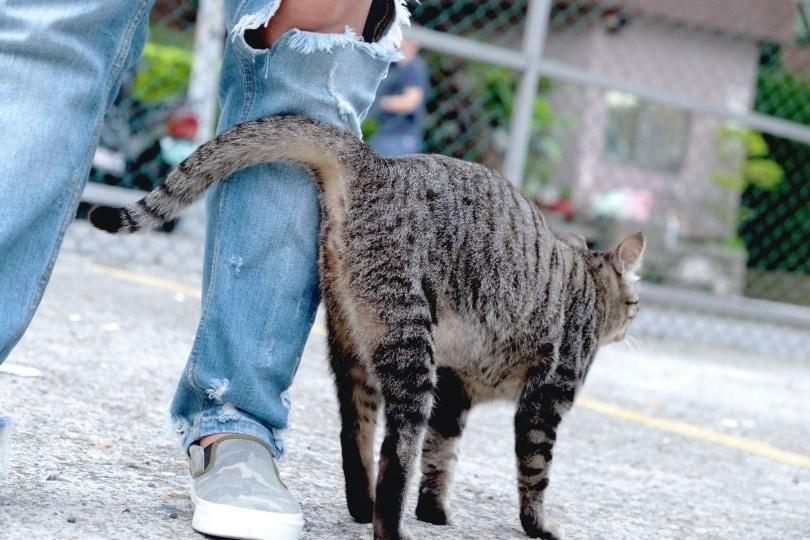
231;2;410;140
232;0;410;62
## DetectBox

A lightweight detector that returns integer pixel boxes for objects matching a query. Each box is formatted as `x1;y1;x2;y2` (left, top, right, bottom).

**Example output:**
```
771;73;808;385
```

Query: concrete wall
545;19;760;239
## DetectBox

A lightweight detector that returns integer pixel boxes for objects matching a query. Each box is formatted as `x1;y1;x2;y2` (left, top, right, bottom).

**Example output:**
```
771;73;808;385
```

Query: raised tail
89;115;370;233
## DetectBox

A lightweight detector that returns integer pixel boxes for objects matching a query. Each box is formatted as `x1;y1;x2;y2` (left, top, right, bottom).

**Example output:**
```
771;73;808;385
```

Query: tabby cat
90;115;645;540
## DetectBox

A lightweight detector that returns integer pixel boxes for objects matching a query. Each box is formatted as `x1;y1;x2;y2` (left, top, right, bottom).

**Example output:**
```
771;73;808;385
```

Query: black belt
363;0;396;43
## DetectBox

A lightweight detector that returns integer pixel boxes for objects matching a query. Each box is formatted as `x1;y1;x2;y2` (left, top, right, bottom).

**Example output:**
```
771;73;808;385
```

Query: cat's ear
611;232;645;277
557;232;588;250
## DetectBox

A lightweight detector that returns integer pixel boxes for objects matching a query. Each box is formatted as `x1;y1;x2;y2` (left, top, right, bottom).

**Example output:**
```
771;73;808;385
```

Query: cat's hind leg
514;365;574;539
415;367;471;525
326;310;380;523
369;306;436;540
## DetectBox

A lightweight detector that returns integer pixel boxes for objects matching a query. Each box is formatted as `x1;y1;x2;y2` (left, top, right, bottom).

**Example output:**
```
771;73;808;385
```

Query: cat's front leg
372;321;436;540
416;367;471;525
514;368;575;539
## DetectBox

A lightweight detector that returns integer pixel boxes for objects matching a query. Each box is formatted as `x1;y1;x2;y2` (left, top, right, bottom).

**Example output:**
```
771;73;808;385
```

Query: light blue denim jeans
0;0;404;457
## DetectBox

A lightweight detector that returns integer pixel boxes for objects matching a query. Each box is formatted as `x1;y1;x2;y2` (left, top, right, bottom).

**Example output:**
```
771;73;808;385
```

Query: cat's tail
88;115;370;233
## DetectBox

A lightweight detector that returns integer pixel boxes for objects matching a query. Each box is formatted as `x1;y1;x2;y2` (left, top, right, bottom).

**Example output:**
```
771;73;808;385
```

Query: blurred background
69;0;810;358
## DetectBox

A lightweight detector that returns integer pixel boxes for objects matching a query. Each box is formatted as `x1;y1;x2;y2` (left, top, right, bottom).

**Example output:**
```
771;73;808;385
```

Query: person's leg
170;0;408;459
0;0;154;361
173;2;408;538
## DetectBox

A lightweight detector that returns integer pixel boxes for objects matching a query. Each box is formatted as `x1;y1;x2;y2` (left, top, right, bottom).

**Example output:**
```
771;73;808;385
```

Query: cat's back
342;152;507;242
365;153;510;195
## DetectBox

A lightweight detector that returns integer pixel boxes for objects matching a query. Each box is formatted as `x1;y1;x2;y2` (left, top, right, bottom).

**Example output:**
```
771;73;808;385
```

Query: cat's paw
345;491;374;523
415;492;451;525
373;526;416;540
520;511;562;539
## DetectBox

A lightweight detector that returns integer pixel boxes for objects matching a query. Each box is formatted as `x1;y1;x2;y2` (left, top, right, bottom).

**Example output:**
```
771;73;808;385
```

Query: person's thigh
0;0;154;361
259;0;373;45
170;0;408;455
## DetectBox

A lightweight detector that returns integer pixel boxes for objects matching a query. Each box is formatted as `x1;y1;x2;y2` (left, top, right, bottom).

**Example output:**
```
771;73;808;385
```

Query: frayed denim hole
243;26;269;50
240;25;298;55
234;21;301;57
229;0;282;53
234;25;274;57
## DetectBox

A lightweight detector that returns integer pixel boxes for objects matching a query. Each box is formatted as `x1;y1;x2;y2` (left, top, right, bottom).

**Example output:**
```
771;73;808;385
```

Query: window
604;91;690;173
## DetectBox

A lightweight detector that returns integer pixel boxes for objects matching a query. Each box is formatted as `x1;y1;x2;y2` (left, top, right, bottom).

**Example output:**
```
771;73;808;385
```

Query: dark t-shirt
371;55;430;139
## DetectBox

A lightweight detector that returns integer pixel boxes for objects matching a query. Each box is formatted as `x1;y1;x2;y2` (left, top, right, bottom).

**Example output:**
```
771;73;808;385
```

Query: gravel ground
1;249;808;540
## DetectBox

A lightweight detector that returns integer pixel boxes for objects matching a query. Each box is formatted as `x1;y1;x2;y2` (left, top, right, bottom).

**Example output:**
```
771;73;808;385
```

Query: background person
370;39;430;156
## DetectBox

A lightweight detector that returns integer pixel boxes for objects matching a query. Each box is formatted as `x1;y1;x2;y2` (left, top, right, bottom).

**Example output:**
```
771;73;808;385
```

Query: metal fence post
188;0;225;144
503;0;552;187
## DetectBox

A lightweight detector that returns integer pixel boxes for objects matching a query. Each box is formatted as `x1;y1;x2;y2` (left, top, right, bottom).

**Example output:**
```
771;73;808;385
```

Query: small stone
122;508;131;513
46;474;59;481
169;512;178;519
67;517;76;524
147;482;156;488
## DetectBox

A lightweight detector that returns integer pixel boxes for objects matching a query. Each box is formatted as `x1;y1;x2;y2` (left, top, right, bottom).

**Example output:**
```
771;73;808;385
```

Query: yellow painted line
88;263;810;470
577;397;810;469
87;263;201;298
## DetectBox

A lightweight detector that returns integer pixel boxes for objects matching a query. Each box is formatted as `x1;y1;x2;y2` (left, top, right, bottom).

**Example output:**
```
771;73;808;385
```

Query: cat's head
598;232;645;343
567;232;645;344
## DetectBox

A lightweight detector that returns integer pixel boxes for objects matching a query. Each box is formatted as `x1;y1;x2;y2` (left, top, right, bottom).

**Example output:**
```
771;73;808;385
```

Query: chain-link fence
68;0;810;356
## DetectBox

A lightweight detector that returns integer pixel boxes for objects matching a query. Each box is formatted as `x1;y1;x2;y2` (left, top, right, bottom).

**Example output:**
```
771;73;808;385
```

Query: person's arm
380;86;425;114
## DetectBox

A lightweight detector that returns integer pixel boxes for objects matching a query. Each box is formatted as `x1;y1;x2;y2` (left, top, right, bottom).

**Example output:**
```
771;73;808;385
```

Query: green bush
713;126;784;192
740;54;810;274
132;42;194;103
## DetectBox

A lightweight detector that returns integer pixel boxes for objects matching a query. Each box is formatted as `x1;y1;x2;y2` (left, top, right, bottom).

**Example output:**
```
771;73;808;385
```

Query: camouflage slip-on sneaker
189;434;304;540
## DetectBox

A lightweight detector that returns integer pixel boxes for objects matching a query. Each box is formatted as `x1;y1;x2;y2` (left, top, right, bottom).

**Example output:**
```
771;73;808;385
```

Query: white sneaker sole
191;487;304;540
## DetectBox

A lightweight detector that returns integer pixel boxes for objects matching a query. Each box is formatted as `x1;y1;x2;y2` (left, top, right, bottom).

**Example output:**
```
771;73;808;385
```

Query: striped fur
89;115;645;539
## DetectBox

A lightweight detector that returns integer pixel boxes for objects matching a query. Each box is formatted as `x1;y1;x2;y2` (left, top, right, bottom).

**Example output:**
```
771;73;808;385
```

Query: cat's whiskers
624;333;644;354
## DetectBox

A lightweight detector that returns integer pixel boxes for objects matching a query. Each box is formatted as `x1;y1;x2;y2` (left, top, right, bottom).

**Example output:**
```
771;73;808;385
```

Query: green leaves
713;125;784;193
745;159;784;191
132;43;194;103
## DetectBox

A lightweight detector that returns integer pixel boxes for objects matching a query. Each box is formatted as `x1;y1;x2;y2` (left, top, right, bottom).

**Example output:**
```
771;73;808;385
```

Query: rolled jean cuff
177;406;284;458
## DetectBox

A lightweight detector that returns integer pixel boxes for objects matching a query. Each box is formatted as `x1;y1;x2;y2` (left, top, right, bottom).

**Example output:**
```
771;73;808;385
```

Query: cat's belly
433;311;527;402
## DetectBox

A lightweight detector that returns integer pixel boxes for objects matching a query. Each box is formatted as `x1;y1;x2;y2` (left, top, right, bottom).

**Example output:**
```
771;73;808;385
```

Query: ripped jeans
0;0;404;457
